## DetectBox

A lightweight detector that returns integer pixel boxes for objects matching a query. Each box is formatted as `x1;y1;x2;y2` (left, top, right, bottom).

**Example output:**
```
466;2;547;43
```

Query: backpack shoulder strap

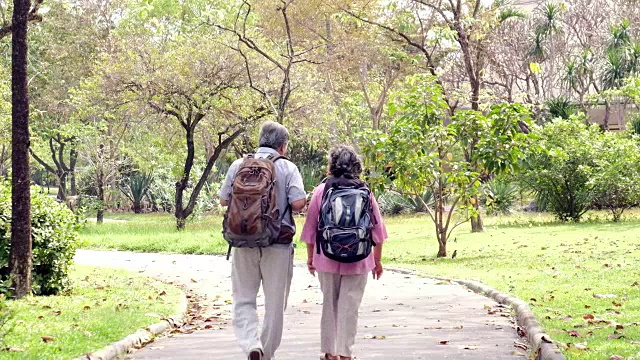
268;154;288;163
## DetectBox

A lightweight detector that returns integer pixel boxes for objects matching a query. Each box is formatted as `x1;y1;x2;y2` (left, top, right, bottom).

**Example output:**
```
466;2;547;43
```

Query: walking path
74;250;527;360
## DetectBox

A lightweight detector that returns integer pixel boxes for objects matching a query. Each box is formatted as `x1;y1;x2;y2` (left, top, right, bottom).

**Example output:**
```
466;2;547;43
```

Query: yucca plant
545;96;576;120
119;172;154;213
483;180;519;215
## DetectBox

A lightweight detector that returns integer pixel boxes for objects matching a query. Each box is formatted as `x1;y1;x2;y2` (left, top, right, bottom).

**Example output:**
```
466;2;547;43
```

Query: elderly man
219;121;307;360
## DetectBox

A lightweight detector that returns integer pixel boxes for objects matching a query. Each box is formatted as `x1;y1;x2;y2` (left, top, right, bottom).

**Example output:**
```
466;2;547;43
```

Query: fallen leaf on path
149;346;165;350
41;336;55;343
514;341;528;350
438;340;449;345
190;279;198;283
462;345;478;350
364;335;386;340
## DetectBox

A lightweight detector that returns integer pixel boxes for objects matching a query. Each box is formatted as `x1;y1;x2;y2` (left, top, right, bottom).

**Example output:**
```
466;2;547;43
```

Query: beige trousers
318;272;368;357
231;245;294;360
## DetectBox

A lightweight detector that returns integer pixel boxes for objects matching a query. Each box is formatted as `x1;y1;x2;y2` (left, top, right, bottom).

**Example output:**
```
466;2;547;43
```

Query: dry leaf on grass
41;336;55;343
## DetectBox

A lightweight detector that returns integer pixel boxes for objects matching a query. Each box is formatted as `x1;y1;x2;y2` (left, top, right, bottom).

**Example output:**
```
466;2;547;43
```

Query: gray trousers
318;272;368;357
231;246;294;360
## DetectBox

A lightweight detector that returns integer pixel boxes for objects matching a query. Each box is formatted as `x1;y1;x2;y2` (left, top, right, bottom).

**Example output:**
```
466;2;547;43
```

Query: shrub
589;133;640;221
483;179;519;215
0;182;81;296
520;116;600;221
629;112;640;136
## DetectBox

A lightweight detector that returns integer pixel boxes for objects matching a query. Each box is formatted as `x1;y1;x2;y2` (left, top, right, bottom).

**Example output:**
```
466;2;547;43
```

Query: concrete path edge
72;290;189;360
388;267;567;360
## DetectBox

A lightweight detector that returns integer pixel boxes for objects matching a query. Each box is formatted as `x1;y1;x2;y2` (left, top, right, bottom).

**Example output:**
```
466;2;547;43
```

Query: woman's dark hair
327;145;363;178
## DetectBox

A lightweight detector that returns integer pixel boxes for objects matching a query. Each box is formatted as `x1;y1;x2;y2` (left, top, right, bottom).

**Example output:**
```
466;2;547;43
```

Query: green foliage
521;116;600;222
0;182;81;296
483;179;519;215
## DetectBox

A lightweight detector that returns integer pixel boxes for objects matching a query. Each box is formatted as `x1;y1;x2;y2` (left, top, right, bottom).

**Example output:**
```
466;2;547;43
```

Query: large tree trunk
9;0;32;299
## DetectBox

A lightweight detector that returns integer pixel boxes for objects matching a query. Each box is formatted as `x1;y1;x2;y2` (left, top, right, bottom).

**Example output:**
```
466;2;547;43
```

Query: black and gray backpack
316;176;376;263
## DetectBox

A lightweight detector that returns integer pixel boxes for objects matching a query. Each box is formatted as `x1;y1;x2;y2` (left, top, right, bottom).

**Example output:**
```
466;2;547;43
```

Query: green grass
79;211;640;359
1;265;182;360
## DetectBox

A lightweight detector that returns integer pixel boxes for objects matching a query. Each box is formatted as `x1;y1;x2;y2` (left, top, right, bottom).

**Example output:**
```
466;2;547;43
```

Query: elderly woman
301;145;387;360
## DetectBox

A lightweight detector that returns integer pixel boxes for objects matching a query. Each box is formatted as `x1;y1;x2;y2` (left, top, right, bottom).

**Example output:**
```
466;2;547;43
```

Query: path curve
74;250;527;360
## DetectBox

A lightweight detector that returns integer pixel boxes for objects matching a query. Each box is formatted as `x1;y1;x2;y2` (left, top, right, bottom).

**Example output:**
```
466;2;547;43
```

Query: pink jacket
300;183;388;275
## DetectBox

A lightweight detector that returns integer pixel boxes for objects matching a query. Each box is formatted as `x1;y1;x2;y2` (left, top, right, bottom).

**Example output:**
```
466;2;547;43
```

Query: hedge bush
0;182;81;295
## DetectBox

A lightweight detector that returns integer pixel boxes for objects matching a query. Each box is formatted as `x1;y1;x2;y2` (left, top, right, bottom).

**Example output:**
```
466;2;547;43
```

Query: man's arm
218;161;239;207
291;198;306;212
286;163;307;212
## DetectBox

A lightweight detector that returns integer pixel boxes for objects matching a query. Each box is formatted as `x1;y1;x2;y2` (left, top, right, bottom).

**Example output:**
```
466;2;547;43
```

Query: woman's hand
372;259;383;280
307;258;316;277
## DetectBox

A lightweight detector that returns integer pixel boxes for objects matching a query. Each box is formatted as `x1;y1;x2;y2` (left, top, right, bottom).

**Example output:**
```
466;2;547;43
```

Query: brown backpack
222;154;286;257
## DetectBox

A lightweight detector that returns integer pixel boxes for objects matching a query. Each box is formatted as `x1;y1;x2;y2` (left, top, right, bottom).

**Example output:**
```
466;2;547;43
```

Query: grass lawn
2;265;182;360
80;211;640;360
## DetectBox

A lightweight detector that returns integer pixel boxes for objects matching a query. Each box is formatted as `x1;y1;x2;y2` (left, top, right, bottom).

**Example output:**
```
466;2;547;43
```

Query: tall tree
9;0;32;299
346;0;524;232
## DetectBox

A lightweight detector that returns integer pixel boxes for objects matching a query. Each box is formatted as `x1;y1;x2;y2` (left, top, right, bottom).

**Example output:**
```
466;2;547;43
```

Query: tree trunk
9;0;32;299
56;172;67;201
437;234;447;258
174;126;195;230
471;199;484;233
69;148;77;196
96;172;104;225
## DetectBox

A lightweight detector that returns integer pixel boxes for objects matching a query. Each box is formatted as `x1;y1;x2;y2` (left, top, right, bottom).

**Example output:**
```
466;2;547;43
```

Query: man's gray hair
328;145;363;177
258;121;290;150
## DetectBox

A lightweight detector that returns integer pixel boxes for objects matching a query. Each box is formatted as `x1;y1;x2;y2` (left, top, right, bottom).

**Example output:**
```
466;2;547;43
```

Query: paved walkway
74;250;527;360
